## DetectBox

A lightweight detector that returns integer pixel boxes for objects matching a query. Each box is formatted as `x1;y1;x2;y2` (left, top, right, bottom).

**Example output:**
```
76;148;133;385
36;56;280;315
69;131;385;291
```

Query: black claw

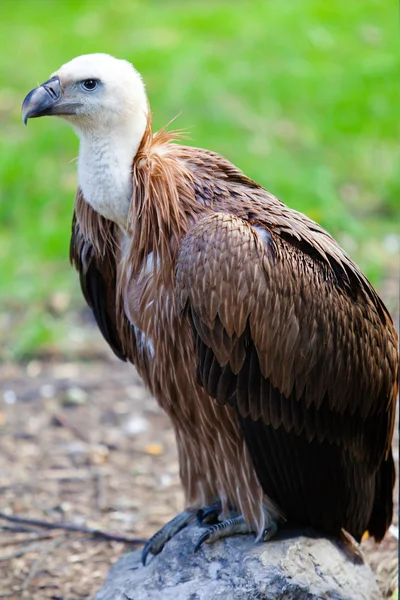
194;529;212;553
141;538;160;566
196;504;221;526
141;531;164;565
260;521;278;542
141;543;151;566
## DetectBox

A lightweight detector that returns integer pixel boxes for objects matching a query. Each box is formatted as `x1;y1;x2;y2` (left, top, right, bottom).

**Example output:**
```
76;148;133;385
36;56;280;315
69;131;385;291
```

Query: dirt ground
0;343;398;599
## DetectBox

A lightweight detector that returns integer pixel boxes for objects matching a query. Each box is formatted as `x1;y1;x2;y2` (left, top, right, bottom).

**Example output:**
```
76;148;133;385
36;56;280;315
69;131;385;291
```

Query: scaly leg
194;515;278;552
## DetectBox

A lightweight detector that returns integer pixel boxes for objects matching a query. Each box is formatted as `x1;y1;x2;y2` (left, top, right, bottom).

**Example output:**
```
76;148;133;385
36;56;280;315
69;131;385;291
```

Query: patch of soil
0;350;398;599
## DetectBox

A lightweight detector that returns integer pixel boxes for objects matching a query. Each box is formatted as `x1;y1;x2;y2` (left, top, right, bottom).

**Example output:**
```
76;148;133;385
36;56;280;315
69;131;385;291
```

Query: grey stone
94;525;382;600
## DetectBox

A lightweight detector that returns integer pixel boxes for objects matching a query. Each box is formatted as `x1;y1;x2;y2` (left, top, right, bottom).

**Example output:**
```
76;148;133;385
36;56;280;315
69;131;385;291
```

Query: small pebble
3;390;17;404
160;474;172;487
40;384;56;398
123;415;148;436
63;387;88;405
26;360;42;377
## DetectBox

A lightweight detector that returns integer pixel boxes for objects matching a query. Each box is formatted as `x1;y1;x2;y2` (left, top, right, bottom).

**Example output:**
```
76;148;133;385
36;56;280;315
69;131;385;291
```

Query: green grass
0;0;399;357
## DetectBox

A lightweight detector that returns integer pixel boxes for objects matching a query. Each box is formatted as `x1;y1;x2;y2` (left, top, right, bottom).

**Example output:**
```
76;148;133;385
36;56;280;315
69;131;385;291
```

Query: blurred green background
0;0;398;359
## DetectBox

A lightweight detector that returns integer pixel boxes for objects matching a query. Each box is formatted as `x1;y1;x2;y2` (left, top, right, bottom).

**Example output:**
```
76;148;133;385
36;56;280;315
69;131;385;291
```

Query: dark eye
80;79;98;91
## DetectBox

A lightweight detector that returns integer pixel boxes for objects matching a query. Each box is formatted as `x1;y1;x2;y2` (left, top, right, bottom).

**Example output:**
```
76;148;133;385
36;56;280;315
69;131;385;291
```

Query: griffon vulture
22;54;398;564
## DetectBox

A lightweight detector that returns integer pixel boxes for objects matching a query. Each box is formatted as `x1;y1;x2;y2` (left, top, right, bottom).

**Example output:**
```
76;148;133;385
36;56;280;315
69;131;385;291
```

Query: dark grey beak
22;77;62;125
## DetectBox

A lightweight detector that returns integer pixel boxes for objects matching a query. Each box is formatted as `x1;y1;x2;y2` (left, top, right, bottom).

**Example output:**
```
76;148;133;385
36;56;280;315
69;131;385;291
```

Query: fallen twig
93;469;106;512
51;411;89;442
0;524;40;533
0;539;56;562
21;537;66;595
0;531;58;548
0;512;146;545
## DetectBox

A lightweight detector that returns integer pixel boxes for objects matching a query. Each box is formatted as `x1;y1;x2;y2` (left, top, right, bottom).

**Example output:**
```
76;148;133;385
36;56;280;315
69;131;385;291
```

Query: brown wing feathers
177;210;397;541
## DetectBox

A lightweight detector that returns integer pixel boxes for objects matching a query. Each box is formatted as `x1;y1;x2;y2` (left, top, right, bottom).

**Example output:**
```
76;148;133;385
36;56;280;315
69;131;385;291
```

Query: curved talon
141;540;155;566
196;503;221;526
260;521;278;542
194;528;213;552
142;529;167;565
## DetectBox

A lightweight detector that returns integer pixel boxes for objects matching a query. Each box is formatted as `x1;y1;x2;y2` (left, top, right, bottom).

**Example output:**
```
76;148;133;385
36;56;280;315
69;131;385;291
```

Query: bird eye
80;79;98;91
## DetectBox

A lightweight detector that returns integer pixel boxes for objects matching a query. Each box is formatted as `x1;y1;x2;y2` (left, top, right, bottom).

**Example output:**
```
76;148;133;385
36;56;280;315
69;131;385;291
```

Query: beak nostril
47;86;57;99
43;78;60;100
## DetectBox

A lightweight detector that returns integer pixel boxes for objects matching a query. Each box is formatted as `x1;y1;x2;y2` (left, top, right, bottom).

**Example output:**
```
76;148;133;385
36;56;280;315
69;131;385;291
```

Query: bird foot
142;509;195;565
194;515;249;552
142;506;279;565
194;515;278;552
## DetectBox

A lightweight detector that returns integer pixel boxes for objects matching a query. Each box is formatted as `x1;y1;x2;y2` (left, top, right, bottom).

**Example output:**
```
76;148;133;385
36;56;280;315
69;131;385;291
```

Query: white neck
77;115;147;229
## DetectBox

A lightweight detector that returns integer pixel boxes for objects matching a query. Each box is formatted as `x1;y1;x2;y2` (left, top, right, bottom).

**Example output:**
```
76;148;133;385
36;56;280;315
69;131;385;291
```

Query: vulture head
22;54;150;226
21;53;148;137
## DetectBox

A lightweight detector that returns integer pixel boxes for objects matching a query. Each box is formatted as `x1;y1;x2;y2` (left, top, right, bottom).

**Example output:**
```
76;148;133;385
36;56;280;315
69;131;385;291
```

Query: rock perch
94;526;382;600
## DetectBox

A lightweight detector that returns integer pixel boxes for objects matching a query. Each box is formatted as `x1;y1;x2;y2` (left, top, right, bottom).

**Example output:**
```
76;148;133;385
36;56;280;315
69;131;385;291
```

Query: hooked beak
22;76;81;125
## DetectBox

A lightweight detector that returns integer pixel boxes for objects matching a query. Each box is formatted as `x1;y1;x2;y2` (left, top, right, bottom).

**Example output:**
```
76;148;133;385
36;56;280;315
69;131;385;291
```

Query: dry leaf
144;443;163;456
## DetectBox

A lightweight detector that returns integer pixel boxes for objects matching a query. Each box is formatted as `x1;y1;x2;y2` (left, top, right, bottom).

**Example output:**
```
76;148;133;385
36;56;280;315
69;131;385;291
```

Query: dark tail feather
367;448;395;542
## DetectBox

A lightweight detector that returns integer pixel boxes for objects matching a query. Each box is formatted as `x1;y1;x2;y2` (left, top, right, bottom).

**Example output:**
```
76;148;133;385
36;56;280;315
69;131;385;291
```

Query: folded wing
176;211;398;540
